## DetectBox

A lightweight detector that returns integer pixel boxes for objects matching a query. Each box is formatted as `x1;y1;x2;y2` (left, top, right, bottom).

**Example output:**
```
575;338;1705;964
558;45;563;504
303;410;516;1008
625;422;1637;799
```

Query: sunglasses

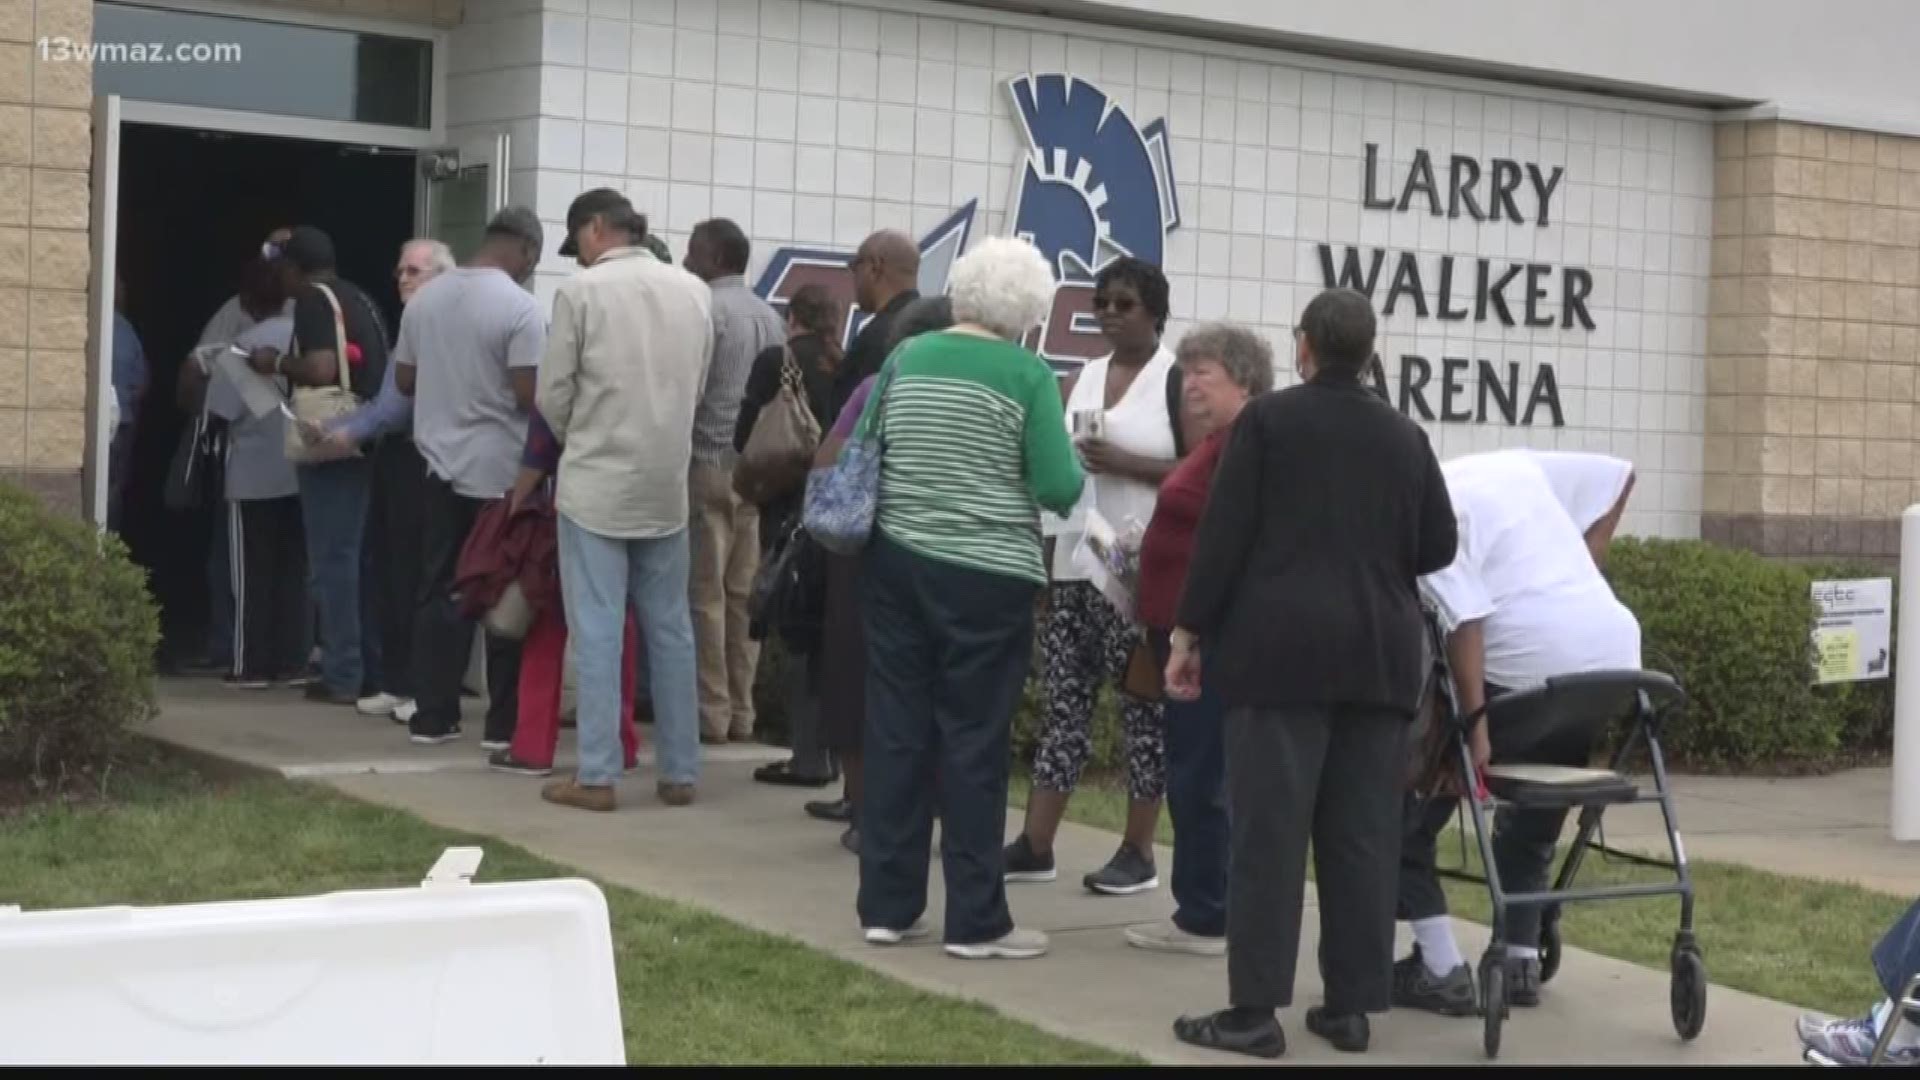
1091;295;1137;314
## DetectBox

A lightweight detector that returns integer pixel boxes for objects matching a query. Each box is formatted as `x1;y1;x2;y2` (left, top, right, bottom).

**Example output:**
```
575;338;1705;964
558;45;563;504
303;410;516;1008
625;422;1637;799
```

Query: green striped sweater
854;330;1085;584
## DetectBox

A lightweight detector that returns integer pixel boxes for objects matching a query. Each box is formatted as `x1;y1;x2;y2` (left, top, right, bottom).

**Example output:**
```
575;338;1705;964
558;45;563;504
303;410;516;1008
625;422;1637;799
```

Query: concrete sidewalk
147;679;1814;1065
1601;768;1915;897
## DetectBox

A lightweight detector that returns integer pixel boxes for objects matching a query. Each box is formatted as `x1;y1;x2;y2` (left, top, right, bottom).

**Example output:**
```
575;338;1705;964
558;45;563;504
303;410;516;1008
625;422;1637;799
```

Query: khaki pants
689;460;761;740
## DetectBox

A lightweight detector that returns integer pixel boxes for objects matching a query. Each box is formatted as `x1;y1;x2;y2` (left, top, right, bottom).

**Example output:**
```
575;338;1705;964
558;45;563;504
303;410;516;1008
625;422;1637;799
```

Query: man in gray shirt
395;208;548;749
683;218;786;746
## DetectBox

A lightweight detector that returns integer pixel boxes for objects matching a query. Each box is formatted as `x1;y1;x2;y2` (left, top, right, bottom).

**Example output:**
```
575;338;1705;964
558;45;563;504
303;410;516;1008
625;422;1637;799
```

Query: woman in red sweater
1124;323;1274;958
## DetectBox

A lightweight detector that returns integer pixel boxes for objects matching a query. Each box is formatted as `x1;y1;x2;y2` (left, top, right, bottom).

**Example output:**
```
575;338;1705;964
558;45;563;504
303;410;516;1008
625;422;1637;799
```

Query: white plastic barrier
0;848;626;1065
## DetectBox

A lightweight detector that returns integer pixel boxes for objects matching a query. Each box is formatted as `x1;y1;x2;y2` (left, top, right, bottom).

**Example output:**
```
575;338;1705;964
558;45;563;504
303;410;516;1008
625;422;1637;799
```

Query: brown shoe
657;781;696;807
541;777;615;812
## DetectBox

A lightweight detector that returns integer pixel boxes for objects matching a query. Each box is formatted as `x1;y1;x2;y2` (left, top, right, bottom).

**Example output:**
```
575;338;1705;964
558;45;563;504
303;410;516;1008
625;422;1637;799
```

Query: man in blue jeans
253;227;390;706
535;189;712;811
1800;898;1920;1064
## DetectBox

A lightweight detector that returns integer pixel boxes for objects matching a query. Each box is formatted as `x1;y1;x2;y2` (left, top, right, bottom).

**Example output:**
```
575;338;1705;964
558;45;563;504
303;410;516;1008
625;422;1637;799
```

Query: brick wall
0;0;92;516
1702;120;1920;558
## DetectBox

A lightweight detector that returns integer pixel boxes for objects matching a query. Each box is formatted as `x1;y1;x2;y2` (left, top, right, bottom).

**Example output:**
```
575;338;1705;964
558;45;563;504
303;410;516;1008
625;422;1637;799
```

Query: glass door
416;132;509;263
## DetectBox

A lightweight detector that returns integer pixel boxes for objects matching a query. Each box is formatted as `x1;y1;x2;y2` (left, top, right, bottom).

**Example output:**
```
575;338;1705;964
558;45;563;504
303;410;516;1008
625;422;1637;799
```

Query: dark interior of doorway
115;122;415;671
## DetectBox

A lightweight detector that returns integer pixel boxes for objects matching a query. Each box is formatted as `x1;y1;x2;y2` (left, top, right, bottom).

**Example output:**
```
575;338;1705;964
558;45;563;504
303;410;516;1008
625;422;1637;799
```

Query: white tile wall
483;0;1712;538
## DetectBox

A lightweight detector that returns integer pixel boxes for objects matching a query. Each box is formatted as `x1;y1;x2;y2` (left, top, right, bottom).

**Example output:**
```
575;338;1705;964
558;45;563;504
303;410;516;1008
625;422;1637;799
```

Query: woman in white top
1005;257;1187;895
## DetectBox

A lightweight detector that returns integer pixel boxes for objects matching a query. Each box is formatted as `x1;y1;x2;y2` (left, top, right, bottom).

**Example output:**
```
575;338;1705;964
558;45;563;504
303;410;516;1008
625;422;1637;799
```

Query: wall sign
755;73;1178;371
753;76;1578;428
1811;578;1892;685
1328;143;1587;427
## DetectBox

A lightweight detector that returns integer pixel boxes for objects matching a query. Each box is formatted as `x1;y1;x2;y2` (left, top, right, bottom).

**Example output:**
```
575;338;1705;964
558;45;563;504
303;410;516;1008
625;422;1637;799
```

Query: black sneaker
488;749;552;776
1392;947;1478;1017
1507;955;1542;1007
839;825;860;855
410;724;463;746
1002;834;1056;883
1083;841;1159;896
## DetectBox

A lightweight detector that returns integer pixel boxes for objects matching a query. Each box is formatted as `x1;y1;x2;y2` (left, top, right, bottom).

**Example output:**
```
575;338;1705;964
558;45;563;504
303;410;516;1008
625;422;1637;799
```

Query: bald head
854;229;920;312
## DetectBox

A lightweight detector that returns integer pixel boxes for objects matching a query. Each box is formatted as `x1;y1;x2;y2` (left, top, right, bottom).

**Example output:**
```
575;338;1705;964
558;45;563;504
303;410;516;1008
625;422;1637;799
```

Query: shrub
1607;538;1894;773
0;482;160;787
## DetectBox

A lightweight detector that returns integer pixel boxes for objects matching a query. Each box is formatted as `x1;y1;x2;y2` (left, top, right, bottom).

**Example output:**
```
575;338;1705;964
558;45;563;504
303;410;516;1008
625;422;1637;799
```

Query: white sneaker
357;692;406;717
1124;920;1226;957
392;699;419;726
863;919;931;946
944;927;1049;960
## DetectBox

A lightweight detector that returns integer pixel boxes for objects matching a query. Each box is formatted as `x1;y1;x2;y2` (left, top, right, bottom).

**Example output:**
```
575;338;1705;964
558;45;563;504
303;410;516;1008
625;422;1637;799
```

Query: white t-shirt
1045;345;1178;582
1421;450;1642;690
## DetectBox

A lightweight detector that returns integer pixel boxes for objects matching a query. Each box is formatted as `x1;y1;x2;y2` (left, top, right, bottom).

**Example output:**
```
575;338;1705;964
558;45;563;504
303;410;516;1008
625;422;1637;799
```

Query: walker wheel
1479;952;1508;1059
1671;949;1708;1040
1540;919;1563;984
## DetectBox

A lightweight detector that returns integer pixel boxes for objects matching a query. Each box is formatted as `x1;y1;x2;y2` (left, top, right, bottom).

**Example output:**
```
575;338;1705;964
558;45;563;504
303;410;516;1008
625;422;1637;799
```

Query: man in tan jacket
536;188;714;812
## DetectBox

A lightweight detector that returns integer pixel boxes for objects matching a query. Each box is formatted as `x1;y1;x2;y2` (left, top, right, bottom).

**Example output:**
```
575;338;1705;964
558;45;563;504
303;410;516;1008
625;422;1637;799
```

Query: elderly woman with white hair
851;236;1085;961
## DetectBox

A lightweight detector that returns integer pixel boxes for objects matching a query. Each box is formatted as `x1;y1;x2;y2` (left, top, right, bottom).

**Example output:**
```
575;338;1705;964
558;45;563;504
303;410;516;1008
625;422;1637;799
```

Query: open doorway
112;122;416;671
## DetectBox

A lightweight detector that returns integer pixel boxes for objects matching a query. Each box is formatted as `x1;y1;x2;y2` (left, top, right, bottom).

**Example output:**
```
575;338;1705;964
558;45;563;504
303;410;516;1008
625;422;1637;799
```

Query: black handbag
162;407;220;511
749;513;825;649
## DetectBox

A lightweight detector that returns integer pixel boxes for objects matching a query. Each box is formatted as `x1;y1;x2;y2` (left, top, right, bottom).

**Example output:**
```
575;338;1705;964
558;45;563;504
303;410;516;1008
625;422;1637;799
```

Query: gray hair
947;236;1055;339
399;238;455;276
1175;322;1275;396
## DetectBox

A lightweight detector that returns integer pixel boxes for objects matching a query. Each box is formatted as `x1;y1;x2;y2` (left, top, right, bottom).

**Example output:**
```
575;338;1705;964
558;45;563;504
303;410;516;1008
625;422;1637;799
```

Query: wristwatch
1170;628;1199;651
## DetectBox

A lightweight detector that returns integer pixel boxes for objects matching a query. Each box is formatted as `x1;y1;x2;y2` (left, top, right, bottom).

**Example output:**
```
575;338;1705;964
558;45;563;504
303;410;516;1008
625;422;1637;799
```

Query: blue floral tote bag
802;357;900;555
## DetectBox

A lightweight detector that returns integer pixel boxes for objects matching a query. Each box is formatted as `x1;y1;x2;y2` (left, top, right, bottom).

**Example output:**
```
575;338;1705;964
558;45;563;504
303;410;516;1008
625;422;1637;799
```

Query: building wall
1702;120;1920;558
0;0;94;516
988;0;1920;132
512;0;1713;539
268;0;464;28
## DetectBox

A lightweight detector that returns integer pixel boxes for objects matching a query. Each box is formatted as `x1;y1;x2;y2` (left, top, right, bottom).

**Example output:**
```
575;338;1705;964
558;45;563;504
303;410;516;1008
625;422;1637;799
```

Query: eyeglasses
261;240;284;261
1090;295;1137;314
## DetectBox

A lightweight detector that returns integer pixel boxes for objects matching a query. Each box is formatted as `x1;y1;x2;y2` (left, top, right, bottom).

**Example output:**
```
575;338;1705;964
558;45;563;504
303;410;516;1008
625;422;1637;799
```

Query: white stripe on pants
228;499;246;679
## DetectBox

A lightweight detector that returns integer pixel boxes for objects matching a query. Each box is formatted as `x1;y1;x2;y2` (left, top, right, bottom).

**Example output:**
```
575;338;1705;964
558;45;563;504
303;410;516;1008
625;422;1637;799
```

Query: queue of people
166;194;1665;1058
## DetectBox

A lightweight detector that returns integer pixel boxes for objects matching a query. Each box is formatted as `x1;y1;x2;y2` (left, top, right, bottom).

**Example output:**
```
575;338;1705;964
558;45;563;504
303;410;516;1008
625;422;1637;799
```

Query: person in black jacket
1164;287;1458;1059
737;283;843;788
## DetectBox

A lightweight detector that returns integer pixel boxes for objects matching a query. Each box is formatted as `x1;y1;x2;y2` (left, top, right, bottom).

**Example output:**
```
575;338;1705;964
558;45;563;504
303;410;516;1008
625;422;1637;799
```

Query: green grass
0;761;1134;1066
1013;776;1906;1019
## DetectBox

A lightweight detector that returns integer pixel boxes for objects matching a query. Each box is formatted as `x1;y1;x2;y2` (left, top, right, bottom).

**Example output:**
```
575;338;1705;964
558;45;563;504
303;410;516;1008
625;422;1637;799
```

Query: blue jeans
558;514;699;787
1874;897;1920;1000
296;457;372;696
1162;639;1230;938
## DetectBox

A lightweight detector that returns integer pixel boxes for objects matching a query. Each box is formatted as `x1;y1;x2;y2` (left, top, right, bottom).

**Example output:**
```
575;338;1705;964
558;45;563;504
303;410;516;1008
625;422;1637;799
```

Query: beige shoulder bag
282;282;363;464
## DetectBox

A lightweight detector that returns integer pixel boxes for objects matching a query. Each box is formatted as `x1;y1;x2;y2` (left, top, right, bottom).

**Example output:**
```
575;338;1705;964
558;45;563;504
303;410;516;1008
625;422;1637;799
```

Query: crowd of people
156;186;1685;1057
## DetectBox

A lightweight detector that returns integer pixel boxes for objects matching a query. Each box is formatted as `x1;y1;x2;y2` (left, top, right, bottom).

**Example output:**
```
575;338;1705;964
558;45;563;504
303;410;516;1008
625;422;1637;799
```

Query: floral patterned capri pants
1030;581;1167;801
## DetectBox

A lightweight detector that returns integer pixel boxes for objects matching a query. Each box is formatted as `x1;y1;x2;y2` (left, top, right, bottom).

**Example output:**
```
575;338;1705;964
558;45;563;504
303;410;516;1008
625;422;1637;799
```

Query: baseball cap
558;188;642;259
485;206;544;254
278;226;336;272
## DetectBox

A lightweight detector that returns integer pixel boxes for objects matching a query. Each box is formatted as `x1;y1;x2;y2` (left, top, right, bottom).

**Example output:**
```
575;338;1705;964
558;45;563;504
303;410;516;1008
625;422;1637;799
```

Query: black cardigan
1175;372;1459;714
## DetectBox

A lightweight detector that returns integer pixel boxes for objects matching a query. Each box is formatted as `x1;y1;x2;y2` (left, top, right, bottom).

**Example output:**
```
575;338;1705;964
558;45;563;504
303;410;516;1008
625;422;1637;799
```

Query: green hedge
1018;539;1899;778
764;537;1898;777
0;482;160;787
